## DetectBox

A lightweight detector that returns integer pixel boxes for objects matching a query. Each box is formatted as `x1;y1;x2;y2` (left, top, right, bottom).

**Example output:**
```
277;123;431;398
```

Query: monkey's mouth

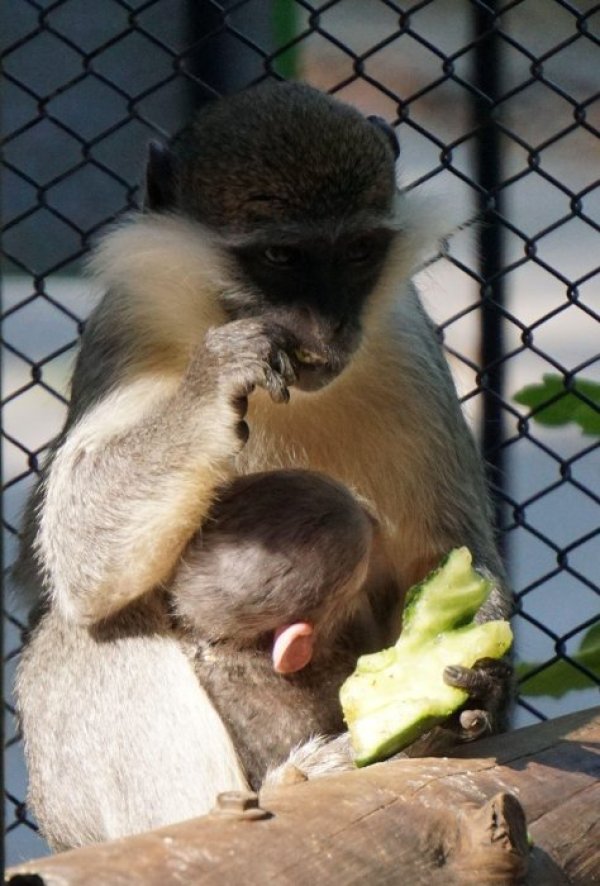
291;346;350;392
293;360;344;392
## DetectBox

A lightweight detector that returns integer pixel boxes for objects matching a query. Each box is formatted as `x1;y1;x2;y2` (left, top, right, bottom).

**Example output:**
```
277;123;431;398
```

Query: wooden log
6;707;599;885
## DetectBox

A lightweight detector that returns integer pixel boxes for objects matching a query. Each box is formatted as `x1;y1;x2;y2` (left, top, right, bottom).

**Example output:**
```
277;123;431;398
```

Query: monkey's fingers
457;708;491;741
444;663;494;696
274;350;297;387
444;657;511;696
444;657;513;738
260;364;290;404
405;708;490;751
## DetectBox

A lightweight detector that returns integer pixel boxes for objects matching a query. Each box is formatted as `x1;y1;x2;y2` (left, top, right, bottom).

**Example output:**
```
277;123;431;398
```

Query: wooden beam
6;707;599;885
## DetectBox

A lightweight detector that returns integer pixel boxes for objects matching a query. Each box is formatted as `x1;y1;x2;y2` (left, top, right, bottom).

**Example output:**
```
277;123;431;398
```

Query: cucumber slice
401;546;491;638
340;547;513;766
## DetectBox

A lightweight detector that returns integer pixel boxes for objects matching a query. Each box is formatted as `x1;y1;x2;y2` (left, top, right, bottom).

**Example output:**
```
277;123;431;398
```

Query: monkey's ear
367;116;400;160
144;141;176;212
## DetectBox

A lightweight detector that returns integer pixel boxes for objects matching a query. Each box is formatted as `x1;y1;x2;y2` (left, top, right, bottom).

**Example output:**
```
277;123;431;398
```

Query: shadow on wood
6;707;599;885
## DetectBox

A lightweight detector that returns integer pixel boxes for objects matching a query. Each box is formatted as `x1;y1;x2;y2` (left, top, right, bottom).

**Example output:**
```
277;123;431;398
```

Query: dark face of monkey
145;83;399;391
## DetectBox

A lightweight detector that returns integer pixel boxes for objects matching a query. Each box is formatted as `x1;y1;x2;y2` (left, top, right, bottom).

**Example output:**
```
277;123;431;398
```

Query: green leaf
272;0;300;78
517;623;600;698
579;621;600;653
514;374;600;436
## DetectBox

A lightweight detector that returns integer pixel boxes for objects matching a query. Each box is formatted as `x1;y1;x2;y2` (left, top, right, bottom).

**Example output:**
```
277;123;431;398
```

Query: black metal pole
1;167;6;875
472;0;507;543
186;1;276;107
186;1;231;104
1;296;5;880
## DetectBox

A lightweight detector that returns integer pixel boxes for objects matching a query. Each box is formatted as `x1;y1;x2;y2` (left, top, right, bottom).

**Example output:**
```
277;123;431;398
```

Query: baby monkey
172;469;376;790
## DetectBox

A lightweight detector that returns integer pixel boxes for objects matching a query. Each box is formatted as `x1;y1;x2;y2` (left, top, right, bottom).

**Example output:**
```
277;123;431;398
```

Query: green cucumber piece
401;546;491;639
340;547;513;766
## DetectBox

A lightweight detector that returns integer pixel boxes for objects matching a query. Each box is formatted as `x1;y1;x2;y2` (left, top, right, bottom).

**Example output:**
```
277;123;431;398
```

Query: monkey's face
224;225;395;391
145;83;400;389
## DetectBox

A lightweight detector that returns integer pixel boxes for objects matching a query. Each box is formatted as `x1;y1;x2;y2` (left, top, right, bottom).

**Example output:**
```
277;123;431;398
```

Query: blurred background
2;0;599;866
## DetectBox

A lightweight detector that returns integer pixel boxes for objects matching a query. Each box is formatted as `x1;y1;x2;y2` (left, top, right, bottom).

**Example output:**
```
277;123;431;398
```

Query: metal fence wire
2;0;599;864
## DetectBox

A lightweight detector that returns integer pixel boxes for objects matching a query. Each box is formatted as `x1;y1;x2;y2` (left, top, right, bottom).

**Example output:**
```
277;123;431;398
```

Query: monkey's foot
263;734;354;788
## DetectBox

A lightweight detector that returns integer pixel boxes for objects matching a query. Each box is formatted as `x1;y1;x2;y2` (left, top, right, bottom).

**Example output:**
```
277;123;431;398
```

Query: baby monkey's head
173;470;376;673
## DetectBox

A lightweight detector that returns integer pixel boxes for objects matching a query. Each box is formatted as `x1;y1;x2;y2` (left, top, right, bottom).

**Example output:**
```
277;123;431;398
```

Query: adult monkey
15;82;512;851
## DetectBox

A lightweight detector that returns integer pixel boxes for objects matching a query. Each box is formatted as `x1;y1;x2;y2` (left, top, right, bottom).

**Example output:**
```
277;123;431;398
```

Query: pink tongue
272;623;314;674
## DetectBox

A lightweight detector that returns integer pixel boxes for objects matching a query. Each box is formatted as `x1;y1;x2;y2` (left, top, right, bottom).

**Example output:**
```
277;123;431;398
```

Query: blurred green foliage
514;374;600;436
517;623;600;698
514;373;599;697
272;0;300;79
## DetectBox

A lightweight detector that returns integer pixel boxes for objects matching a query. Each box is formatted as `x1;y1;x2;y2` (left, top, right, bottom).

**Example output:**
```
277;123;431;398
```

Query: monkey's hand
198;320;298;442
443;577;514;743
402;656;513;758
443;655;514;740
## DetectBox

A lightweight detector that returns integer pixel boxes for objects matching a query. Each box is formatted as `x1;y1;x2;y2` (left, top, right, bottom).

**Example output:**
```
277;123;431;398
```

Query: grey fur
14;82;512;851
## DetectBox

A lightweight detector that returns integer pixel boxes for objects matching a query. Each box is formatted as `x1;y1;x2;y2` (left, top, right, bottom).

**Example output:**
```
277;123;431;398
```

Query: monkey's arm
427;467;514;737
35;319;296;625
433;526;514;738
379;293;515;736
431;446;514;737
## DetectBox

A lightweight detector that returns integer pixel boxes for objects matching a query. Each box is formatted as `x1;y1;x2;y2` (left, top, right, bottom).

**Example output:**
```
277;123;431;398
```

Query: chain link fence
2;0;599;866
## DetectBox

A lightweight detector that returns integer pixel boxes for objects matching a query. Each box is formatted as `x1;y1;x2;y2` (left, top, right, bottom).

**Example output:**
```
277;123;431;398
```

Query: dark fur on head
173;469;374;648
148;82;398;233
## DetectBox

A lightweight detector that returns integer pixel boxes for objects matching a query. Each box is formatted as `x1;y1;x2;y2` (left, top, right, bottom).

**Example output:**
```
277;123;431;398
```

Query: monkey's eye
344;236;377;264
263;246;299;267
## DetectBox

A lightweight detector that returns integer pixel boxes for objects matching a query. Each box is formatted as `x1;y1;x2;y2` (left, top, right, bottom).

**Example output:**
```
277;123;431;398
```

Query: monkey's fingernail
460;710;483;731
276;352;296;386
444;665;467;686
266;372;289;404
459;709;490;739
